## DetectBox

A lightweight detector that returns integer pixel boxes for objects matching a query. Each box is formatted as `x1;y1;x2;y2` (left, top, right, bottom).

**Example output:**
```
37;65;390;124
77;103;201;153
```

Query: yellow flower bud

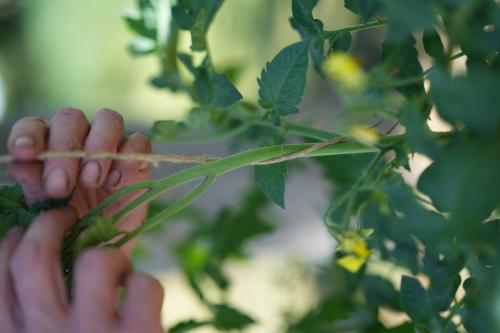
349;125;380;145
336;230;374;273
323;52;367;90
337;255;366;273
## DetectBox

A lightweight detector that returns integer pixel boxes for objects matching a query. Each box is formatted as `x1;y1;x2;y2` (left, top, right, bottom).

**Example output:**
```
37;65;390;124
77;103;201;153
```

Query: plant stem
112;174;217;247
87;141;378;223
322;19;389;38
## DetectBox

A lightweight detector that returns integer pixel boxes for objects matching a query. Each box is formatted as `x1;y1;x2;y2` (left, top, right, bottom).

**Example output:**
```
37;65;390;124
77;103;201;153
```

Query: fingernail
45;168;69;196
106;169;121;188
14;136;34;148
81;162;101;186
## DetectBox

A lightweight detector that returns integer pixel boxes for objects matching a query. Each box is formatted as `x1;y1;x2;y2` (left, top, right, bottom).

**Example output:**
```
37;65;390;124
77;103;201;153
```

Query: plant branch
322;19;389;38
112;174;217;247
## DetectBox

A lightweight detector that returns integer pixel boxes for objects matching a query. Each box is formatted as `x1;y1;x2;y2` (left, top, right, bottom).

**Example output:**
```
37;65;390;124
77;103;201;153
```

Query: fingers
72;247;132;326
7;116;49;161
8;162;47;205
43;108;90;198
103;133;151;254
105;132;151;190
10;208;78;332
80;109;124;188
120;274;164;332
7;117;49;204
0;228;24;333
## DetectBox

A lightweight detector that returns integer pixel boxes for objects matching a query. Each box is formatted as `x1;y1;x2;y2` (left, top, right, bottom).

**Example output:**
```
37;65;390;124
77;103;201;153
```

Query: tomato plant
1;0;500;332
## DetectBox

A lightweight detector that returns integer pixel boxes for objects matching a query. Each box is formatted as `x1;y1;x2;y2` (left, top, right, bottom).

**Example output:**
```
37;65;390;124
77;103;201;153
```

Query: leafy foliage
258;41;310;125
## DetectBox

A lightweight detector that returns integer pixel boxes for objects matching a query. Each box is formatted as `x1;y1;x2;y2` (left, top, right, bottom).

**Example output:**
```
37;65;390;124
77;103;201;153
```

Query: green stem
151;118;341;144
112;174;217;247
322;19;389;38
86;141;378;223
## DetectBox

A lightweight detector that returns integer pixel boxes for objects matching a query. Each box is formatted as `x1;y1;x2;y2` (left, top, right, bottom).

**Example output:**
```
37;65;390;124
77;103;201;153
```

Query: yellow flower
337;255;367;273
336;229;374;273
349;125;380;145
323;52;367;90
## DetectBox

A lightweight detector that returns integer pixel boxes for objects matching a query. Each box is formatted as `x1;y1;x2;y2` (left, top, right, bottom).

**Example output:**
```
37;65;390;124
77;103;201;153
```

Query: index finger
7;116;49;161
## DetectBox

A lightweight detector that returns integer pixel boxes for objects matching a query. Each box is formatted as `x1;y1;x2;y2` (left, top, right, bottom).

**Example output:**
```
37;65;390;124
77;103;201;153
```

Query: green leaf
310;37;325;75
74;217;123;254
399;276;433;326
169;320;210;333
172;0;225;51
193;65;212;105
424;252;463;312
211;73;243;108
190;9;207;51
381;34;425;98
328;31;353;54
382;0;437;33
212;304;256;331
258;41;309;125
254;162;287;208
151;120;187;141
423;28;445;63
0;184;71;240
430;69;500;136
290;0;323;39
417;134;500;226
123;13;157;40
344;0;381;22
362;275;401;311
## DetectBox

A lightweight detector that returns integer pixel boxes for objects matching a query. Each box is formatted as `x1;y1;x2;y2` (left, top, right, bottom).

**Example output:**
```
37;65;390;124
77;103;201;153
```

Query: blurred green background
0;0;360;127
0;1;381;332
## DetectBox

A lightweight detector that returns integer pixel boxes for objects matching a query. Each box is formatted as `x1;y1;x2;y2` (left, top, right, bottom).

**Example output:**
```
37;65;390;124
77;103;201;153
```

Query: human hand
0;208;164;333
7;108;151;252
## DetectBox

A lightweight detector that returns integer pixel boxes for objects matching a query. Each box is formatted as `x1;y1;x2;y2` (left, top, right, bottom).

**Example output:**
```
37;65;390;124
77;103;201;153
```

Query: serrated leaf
211;73;242;108
254;162;287;208
328;31;352;54
212;304;256;331
74;217;123;254
258;41;309;125
381;34;424;98
344;0;381;22
400;276;433;326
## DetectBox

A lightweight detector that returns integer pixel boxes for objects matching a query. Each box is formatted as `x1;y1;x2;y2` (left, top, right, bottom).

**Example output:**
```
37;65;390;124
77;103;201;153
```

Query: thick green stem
86;141;378;224
112;174;217;247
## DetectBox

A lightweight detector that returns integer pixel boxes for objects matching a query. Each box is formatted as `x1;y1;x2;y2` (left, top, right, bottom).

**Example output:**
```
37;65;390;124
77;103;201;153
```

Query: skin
1;108;164;332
